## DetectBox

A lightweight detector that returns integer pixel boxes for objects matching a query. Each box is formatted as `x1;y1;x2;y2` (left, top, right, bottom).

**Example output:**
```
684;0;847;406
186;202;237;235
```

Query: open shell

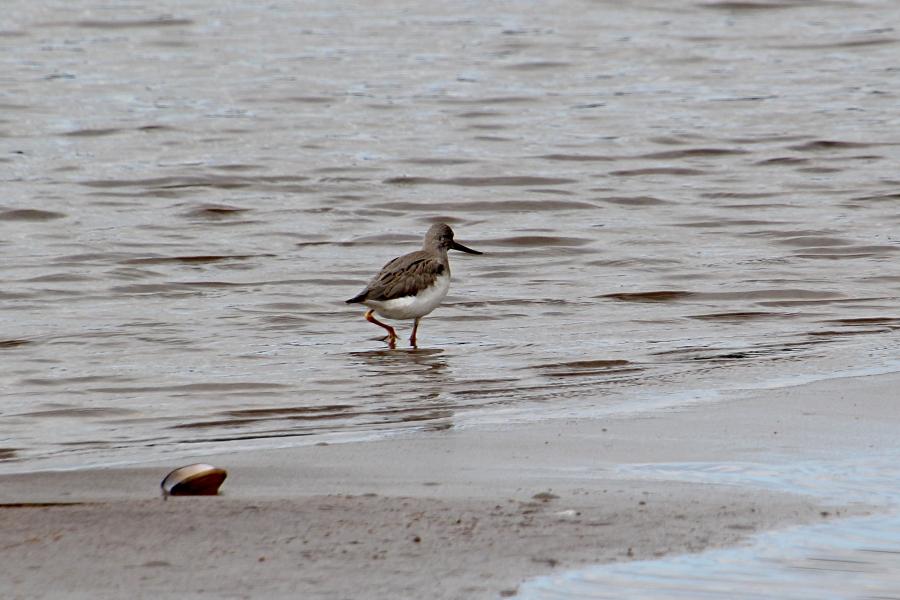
161;464;227;497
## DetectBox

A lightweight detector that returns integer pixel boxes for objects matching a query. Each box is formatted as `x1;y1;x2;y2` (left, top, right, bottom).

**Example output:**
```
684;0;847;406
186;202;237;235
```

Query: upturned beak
450;240;483;255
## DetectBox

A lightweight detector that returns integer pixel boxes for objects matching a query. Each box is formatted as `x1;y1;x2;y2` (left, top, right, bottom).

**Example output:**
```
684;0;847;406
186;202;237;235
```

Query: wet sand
4;370;893;599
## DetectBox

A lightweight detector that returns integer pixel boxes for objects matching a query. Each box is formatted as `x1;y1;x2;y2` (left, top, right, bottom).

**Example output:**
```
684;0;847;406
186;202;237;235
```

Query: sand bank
4;370;895;599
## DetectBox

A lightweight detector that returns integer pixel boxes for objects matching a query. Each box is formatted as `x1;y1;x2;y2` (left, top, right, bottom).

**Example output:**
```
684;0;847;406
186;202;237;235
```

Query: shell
161;464;227;497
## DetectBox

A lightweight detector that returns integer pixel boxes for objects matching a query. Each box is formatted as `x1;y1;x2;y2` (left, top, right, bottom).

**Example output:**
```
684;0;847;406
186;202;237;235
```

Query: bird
346;222;482;349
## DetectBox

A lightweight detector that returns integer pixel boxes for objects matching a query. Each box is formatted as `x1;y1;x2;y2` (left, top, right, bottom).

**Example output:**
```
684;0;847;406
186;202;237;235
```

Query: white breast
364;273;451;320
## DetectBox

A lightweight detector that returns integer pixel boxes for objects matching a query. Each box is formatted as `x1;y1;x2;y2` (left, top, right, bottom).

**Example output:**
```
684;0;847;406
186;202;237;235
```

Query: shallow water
518;454;900;599
3;0;900;476
519;513;900;599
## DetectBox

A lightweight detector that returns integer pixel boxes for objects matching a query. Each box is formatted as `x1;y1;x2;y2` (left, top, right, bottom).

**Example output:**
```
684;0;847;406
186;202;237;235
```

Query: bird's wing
359;251;446;302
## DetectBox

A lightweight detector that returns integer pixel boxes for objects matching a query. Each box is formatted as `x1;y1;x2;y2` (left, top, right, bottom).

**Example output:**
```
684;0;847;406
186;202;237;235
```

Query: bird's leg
365;310;397;349
409;317;421;348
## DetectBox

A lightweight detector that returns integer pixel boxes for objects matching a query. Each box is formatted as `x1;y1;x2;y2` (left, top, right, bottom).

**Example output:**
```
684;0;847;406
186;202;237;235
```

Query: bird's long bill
450;240;483;255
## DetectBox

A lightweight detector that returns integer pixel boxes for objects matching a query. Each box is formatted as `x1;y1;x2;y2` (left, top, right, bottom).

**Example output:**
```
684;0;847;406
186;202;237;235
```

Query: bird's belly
366;274;450;320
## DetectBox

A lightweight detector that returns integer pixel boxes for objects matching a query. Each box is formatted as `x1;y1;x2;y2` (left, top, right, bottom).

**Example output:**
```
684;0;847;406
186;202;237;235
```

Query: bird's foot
365;310;398;349
377;334;398;348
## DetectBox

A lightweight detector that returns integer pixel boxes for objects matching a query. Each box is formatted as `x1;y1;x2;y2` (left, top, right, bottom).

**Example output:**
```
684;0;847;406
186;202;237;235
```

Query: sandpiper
346;223;482;349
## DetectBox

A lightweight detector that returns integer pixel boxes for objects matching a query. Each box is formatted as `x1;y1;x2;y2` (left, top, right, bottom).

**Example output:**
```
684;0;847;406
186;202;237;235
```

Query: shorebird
346;223;482;349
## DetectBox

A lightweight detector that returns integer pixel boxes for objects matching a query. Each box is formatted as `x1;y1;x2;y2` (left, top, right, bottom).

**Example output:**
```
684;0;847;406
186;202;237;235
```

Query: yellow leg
365;310;397;349
409;317;421;348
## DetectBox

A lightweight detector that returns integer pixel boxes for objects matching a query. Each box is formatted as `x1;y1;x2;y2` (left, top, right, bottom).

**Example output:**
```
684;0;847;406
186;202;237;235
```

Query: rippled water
3;0;900;472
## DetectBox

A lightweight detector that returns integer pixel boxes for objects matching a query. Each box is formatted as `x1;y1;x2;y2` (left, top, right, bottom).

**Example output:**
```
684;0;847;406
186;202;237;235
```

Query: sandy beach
4;370;894;599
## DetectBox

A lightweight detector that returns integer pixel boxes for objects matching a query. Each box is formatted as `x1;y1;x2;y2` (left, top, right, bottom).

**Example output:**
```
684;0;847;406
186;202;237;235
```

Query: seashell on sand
161;464;227;498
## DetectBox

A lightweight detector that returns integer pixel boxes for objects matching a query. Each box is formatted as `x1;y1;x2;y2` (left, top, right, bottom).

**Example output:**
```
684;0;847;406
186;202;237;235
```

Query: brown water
2;0;900;474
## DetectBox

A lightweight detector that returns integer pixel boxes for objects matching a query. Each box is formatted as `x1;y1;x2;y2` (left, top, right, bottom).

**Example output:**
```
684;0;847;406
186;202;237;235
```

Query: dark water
2;0;900;476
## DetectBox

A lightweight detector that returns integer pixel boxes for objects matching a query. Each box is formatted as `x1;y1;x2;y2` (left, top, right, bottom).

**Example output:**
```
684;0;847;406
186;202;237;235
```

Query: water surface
2;0;899;474
519;453;900;599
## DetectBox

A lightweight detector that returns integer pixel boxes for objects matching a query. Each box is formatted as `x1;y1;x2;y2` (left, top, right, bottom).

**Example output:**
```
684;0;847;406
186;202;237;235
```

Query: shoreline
4;371;898;599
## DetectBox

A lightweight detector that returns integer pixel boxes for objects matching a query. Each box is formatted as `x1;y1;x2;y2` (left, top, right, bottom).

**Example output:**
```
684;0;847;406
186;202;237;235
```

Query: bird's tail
345;292;367;304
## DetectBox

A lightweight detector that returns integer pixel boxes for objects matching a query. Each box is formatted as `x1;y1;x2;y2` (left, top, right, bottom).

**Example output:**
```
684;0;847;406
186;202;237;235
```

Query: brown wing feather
357;250;446;302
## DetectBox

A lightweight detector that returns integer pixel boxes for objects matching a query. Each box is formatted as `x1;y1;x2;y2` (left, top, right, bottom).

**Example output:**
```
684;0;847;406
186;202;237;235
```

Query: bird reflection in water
346;348;454;431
